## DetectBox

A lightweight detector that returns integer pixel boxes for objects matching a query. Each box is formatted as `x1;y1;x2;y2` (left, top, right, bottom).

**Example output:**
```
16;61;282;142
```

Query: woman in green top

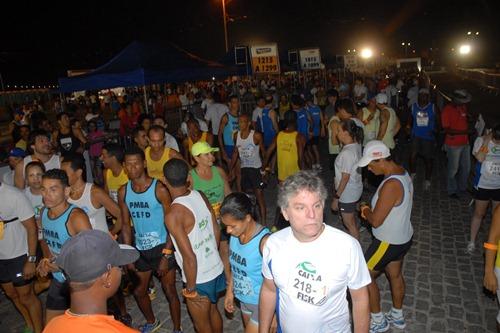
188;142;232;220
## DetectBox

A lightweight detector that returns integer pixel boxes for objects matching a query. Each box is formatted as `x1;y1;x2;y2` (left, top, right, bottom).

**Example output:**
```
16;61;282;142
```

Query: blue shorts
196;272;226;303
224;145;235;159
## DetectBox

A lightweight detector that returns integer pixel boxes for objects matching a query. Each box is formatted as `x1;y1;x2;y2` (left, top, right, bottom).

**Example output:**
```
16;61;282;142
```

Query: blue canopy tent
58;41;244;93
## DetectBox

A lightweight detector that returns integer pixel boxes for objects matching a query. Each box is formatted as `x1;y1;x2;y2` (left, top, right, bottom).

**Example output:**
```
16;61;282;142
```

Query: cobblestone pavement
1;149;497;332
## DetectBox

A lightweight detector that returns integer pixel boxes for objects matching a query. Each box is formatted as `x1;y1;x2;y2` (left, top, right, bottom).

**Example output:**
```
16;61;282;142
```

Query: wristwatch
27;255;37;263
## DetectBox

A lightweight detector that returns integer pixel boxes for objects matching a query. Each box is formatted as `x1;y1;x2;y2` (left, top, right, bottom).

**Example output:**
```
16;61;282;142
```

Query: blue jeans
444;144;471;195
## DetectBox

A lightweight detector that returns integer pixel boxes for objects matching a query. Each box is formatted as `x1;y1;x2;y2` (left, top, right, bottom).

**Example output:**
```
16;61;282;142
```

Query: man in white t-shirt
260;170;371;333
205;101;230;139
353;77;368;104
0;182;43;333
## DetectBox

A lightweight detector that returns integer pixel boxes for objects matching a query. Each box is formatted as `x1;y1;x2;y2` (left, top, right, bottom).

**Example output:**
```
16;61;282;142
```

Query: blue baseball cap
8;148;26;158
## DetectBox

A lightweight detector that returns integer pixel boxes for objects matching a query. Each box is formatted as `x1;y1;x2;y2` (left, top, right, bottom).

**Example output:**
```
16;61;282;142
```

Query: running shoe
139;319;161;333
466;241;475;254
385;311;406;329
369;317;390;333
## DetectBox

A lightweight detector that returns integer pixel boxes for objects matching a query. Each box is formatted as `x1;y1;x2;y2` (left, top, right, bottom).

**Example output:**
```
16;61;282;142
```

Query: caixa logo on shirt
198;218;209;230
297;261;317;274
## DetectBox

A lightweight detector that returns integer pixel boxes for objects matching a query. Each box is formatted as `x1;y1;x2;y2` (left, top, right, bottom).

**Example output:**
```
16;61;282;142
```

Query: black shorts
46;279;70;311
473;187;500;202
0;254;31;287
411;137;434;159
241;168;263;191
364;238;413;272
135;244;177;272
339;201;357;214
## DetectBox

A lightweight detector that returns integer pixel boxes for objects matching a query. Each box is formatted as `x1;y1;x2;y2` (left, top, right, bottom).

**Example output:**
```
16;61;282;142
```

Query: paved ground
1;145;498;332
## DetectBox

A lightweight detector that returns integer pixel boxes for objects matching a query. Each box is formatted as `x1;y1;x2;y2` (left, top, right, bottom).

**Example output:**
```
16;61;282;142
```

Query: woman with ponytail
331;119;364;239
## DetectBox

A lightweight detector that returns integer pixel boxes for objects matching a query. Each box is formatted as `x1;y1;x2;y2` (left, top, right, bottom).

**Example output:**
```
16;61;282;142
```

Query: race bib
287;261;329;306
233;273;254;297
136;231;161;250
485;161;500;177
416;112;429;127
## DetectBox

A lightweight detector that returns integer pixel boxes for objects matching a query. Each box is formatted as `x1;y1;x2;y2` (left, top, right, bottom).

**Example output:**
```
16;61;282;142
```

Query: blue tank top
411;102;435;141
229;226;270;305
125;179;167;250
41;204;76;282
223;112;239;147
307;105;322;137
296;109;309;141
260;108;277;147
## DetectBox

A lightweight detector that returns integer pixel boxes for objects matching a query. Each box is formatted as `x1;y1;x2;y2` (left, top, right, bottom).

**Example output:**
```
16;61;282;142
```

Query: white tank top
236;130;262;169
22;154;61;179
68;183;108;232
171;190;224;284
371;172;414;244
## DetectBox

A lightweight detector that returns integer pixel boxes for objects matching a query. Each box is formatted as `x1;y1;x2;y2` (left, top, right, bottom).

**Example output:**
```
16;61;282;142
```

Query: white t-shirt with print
205;103;230;135
262;225;371;333
0;184;34;259
334;143;363;203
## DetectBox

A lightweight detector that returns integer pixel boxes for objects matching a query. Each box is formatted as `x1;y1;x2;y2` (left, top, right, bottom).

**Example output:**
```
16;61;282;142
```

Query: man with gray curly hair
259;170;371;333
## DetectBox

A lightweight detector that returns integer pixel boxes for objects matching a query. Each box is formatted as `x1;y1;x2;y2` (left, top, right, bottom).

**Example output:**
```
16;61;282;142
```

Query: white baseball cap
357;140;391;167
375;93;388;104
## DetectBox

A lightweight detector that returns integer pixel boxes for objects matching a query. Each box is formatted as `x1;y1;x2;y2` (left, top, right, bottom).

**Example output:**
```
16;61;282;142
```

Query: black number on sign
293;278;300;289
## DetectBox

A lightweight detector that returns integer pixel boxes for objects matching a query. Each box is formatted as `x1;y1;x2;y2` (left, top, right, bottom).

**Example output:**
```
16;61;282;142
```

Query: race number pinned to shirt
287;261;329;306
250;44;280;75
299;48;322;70
416;111;429;127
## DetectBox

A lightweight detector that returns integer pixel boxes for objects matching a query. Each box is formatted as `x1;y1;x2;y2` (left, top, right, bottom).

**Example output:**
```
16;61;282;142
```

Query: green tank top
190;166;225;218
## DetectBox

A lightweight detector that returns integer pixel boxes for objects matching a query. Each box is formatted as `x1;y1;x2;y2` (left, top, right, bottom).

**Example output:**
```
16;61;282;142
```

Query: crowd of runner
1;67;500;333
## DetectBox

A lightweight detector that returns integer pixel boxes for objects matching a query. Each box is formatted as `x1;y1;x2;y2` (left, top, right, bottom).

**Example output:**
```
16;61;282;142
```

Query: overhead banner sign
250;44;280;75
299;48;322;70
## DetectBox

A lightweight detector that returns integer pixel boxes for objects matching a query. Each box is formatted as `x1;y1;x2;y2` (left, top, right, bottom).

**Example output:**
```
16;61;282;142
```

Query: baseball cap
191;141;219;157
9;147;26;158
375;93;388;104
56;230;139;283
357;140;391;167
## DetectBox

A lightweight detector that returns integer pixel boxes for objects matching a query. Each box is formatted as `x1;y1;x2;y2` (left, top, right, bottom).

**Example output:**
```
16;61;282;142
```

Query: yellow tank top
381;108;397;149
145;146;171;180
277;131;299;181
362;108;380;145
188;132;208;153
105;168;129;202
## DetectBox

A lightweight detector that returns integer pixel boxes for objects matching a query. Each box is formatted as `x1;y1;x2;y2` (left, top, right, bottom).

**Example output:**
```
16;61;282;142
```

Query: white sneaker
466;241;475;254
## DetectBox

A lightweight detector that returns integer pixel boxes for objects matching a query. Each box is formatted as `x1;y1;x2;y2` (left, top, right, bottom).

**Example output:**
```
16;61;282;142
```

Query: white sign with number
250;44;280;75
299;48;322;70
344;54;358;70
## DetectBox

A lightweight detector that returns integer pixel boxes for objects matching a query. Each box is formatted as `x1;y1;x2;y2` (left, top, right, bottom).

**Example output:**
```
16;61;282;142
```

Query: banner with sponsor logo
250;44;280;75
344;54;358;70
299;48;322;70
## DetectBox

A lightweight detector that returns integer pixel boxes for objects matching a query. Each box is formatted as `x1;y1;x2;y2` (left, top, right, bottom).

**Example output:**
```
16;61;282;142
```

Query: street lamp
401;42;411;56
459;44;471;55
360;48;373;59
221;0;229;53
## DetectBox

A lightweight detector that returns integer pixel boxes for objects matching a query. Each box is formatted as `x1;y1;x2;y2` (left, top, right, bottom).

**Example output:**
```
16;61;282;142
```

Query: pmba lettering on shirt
129;201;151;218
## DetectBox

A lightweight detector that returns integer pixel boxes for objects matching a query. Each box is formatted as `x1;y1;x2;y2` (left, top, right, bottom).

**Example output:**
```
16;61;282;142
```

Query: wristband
162;248;173;255
484;242;498;251
182;288;198;299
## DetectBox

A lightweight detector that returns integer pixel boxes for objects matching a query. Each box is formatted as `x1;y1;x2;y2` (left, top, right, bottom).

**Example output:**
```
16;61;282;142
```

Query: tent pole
143;85;148;114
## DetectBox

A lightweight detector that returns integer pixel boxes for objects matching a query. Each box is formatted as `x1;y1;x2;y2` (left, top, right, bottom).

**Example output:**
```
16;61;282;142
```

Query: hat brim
191;147;219;157
357;156;374;168
115;244;139;266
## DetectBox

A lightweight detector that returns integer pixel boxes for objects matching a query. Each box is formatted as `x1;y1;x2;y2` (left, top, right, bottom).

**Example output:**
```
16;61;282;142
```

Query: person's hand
23;262;36;280
156;256;170;277
484;271;498;293
331;198;339;212
126;263;137;274
36;258;59;277
224;289;235;313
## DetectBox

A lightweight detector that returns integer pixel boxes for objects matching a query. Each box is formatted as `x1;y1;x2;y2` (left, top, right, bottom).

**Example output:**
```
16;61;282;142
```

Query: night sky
1;0;499;85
